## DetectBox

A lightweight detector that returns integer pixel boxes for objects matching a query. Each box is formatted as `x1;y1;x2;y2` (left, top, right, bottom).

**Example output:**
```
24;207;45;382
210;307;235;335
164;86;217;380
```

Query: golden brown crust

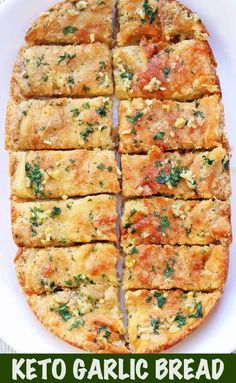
10;150;120;200
118;95;226;153
25;0;115;47
27;285;128;353
11;44;113;100
126;289;221;353
121;147;230;199
113;40;220;100
12;195;118;247
15;244;119;294
117;0;208;46
121;197;231;248
124;244;229;290
5;97;114;150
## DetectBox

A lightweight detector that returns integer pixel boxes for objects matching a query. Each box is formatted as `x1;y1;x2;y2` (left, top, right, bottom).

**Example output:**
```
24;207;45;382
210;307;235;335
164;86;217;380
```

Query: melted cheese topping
11;43;113;100
6;97;114;150
126;289;221;353
10;149;120;199
26;0;115;46
114;40;219;100
121;197;231;247
27;285;128;353
15;243;119;294
124;244;228;290
118;95;225;153
117;0;208;45
12;195;118;247
121;147;230;199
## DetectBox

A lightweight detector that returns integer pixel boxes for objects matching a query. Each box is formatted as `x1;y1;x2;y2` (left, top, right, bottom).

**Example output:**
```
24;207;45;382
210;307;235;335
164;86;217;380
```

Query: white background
0;0;235;353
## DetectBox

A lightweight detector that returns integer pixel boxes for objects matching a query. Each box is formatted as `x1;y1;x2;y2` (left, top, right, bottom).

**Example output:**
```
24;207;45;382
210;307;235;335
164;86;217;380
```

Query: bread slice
124;244;228;290
15;243;119;294
5;97;114;150
12;195;118;247
117;0;208;46
118;95;226;153
126;289;221;353
121;147;230;199
25;0;115;47
27;285;128;353
113;40;219;100
11;43;113;100
10;149;120;200
121;197;231;247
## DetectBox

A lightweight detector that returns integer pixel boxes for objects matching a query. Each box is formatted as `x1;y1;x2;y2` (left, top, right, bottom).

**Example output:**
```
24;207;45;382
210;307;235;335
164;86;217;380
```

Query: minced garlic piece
76;1;88;11
180;169;196;189
144;77;161;92
175;118;186;129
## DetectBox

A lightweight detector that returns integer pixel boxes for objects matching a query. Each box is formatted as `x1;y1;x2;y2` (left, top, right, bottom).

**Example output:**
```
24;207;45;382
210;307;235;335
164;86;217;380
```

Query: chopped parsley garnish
156;164;182;187
50;207;61;219
58;53;76;64
188;302;203;318
71;108;80;117
143;0;158;24
163;262;174;278
163;67;170;78
151;319;160;334
124;209;137;229
153;292;167;308
42;75;48;82
128;246;139;255
69;319;85;330
25;163;44;197
63;26;78;35
30;207;46;237
174;313;186;328
83;102;90;110
73;274;94;286
193;110;205;119
121;71;134;80
51;304;72;321
80;127;94;141
97;163;106;171
107;166;113;172
153;131;165;140
160;215;170;235
96;106;107;117
203;156;214;166
68;76;75;85
127;111;143;124
98;326;111;339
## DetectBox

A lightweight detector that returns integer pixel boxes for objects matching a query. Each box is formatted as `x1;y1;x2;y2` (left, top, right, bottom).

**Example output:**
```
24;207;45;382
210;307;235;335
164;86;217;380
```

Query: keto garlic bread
126;289;221;353
12;195;117;247
113;40;219;100
124;244;228;291
118;95;225;153
27;285;128;353
117;0;208;46
11;43;113;100
121;197;231;248
10;150;120;200
5;97;114;150
15;243;119;294
121;147;230;199
26;0;115;46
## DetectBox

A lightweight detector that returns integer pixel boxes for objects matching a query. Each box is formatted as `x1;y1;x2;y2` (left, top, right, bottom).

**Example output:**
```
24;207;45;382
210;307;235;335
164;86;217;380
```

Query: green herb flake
203;156;214;166
121;71;134;80
153;292;167;308
80;127;94;141
188;302;203;319
143;0;158;24
127;111;143;125
153;131;165;140
74;274;94;286
151;318;160;334
128;246;139;255
193;110;205;119
51;304;72;321
163;262;174;278
96;163;106;171
174;313;186;328
163;67;170;78
160;215;170;235
96;107;107;117
71;108;80;117
63;26;78;35
25;163;44;197
69;319;85;331
50;207;61;219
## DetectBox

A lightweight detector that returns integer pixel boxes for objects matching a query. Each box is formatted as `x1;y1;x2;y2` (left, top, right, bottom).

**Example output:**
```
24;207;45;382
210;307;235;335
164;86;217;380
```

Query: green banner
0;354;235;382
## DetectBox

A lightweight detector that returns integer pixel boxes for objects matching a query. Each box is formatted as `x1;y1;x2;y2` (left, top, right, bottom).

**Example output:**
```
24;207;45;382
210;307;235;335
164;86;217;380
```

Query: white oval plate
0;0;235;354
